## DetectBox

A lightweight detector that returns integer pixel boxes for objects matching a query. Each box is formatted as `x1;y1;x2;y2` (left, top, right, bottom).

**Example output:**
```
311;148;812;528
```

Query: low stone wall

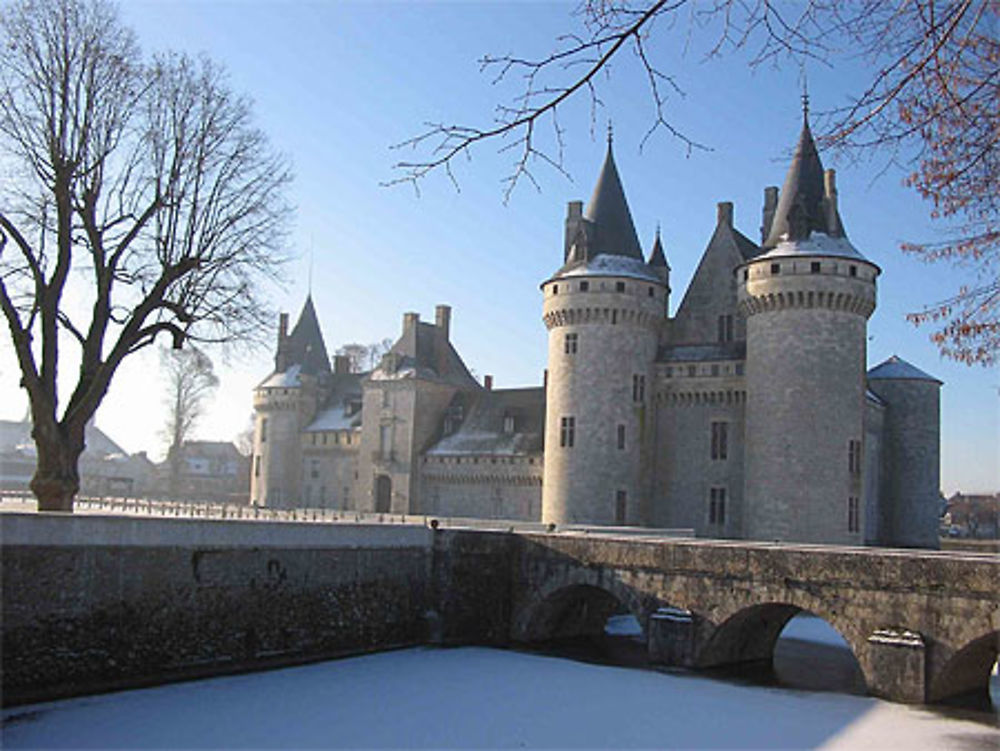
1;513;509;705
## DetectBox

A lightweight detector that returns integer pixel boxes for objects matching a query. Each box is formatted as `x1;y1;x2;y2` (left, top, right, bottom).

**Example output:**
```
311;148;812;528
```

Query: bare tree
390;0;999;363
0;0;292;510
336;339;394;373
160;345;219;500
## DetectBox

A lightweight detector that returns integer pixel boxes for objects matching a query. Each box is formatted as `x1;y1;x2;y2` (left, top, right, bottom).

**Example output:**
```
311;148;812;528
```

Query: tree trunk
30;419;85;512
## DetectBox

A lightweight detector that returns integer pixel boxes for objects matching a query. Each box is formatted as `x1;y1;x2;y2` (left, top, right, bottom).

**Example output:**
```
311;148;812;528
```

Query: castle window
552;284;558;295
665;367;673;378
310;459;320;479
771;263;781;275
709;487;727;525
564;332;578;354
612;309;618;325
849;265;858;277
254;455;260;477
717;314;734;342
615;490;627;525
580;281;590;291
848;496;860;532
848;439;862;475
743;269;749;281
503;414;516;434
687;365;696;377
632;374;645;402
735;363;744;376
322;433;328;445
617;424;626;450
260;418;268;443
648;286;654;297
711;421;728;460
616;281;626;293
811;261;821;274
560;416;575;448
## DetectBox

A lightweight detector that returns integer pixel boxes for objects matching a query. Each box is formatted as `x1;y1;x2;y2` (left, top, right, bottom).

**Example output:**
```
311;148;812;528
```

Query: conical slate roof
583;141;644;261
763;113;843;249
648;229;669;269
285;296;331;376
867;355;941;383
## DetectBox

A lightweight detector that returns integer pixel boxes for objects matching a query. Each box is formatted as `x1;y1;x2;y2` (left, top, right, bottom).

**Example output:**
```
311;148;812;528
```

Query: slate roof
0;419;127;458
763;113;843;249
369;321;479;389
648;230;669;269
304;372;365;432
583;141;644;261
284;296;331;377
426;387;545;456
867;355;942;384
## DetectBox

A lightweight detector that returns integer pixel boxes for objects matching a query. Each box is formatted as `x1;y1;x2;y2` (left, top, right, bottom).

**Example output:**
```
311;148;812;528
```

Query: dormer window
503;414;515;434
580;281;590;292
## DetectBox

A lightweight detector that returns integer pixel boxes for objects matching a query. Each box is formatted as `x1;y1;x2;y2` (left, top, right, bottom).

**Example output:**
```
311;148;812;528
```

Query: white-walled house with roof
249;106;942;548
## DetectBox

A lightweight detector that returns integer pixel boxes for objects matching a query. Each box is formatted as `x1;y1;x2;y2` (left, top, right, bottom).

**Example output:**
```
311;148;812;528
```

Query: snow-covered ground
3;647;996;749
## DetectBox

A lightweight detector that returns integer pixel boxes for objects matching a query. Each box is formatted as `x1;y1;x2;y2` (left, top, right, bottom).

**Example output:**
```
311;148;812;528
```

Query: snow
258;364;302;388
554;253;662;282
3;647;996;750
759;231;868;261
605;614;644;636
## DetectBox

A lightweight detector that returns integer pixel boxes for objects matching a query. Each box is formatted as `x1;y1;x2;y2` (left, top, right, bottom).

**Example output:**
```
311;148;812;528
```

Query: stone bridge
2;513;997;706
505;533;998;705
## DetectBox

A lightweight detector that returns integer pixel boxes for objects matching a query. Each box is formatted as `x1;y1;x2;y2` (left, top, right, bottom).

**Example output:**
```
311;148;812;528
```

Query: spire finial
800;74;810;123
655;222;661;239
607;119;613;147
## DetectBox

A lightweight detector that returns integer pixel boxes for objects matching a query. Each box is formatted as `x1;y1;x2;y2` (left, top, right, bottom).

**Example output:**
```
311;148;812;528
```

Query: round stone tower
541;140;668;525
867;355;942;549
738;110;879;544
250;298;330;507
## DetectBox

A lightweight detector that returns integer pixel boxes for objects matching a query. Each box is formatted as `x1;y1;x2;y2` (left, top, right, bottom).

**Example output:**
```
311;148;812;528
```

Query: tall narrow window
260;418;268;443
632;374;645;402
564;332;578;354
310;459;320;479
848;496;860;532
711;421;729;460
617;424;626;450
503;414;516;434
717;314;734;342
560;416;575;448
848;439;862;475
616;281;626;293
615;490;627;524
254;455;261;477
709;487;727;525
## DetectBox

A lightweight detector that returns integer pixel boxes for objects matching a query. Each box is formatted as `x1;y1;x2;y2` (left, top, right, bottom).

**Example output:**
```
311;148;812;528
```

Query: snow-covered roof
306;404;361;432
549;253;662;283
304;372;364;432
867;355;942;383
258;363;302;388
757;232;870;263
658;341;746;363
426;387;544;456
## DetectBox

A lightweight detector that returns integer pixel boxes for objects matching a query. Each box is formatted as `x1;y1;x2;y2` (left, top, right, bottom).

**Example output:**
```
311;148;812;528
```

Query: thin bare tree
0;0;292;510
389;0;999;364
160;345;219;500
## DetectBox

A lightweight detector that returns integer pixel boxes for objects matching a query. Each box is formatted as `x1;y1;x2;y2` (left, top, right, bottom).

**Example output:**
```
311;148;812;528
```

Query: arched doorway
374;474;391;513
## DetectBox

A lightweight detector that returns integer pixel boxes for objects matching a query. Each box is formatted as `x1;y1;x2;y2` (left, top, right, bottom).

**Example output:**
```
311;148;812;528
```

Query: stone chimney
761;186;779;244
333;354;351;374
435;304;451;341
564;200;584;261
403;311;420;332
823;169;840;236
275;312;290;372
484;374;493;391
717;201;734;228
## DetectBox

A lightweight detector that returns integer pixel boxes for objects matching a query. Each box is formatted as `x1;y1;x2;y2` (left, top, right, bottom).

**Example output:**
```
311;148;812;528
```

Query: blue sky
1;1;996;493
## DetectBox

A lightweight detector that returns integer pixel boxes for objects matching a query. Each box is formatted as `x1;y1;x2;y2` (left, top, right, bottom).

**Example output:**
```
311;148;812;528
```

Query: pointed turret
763;102;845;250
284;295;331;376
583;136;644;261
648;227;669;270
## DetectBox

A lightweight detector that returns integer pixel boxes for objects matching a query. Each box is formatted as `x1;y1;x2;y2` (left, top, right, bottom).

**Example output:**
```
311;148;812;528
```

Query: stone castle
250;109;942;548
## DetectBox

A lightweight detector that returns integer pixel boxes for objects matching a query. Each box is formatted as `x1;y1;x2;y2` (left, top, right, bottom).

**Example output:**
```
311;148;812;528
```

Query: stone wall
0;514;509;706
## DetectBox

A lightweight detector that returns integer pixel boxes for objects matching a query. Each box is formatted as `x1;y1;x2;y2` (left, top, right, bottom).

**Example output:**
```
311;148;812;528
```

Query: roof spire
581;136;644;260
648;224;669;269
607;119;614;147
801;73;810;124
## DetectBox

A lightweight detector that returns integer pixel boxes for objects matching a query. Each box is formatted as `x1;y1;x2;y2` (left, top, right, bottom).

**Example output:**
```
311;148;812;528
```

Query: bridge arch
511;569;653;643
696;601;870;690
928;630;1000;704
